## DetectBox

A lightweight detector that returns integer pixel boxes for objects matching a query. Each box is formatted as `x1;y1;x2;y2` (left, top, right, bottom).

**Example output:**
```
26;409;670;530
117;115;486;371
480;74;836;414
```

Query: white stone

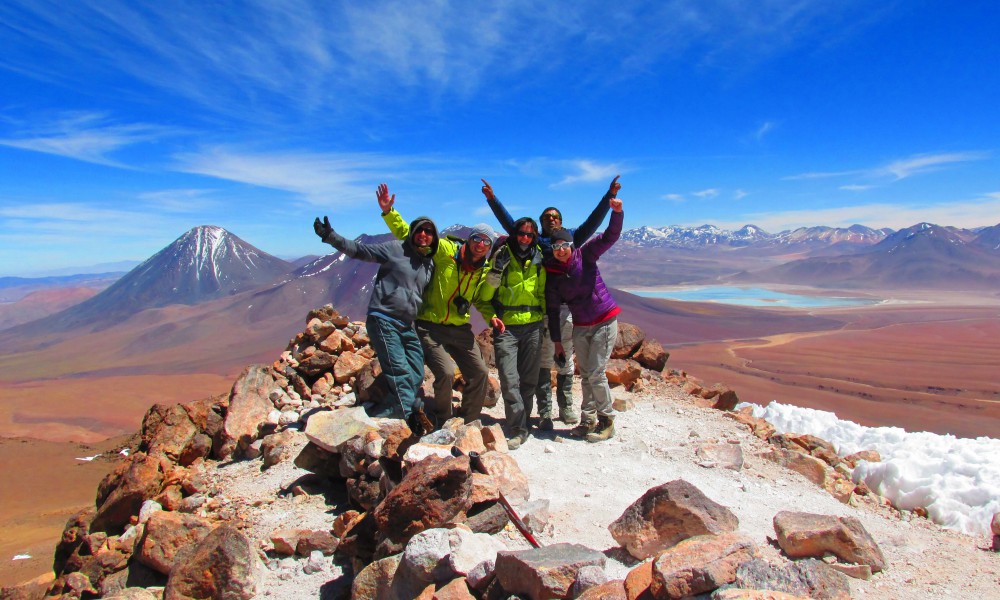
138;500;163;524
400;528;451;583
447;528;507;577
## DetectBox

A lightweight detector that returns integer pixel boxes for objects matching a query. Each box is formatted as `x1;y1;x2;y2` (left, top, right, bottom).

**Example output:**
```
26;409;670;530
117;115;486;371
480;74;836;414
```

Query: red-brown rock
773;511;886;572
609;480;739;560
372;455;473;545
606;359;642;389
650;533;760;599
215;364;278;460
633;339;668;371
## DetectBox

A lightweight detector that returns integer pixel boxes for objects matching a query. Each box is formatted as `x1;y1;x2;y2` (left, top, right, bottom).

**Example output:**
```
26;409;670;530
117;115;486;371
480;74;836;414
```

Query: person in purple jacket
543;195;623;442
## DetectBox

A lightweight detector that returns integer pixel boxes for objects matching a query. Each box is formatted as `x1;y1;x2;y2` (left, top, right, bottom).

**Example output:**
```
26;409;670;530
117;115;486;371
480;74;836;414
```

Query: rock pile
26;305;908;600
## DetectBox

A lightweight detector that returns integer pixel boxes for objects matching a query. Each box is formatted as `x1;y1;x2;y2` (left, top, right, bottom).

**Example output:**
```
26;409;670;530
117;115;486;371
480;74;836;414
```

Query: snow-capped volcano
49;226;294;327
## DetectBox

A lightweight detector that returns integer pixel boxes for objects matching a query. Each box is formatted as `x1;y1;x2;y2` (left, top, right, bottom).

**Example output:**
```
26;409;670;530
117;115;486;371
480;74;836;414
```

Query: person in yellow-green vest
378;187;497;427
477;209;546;450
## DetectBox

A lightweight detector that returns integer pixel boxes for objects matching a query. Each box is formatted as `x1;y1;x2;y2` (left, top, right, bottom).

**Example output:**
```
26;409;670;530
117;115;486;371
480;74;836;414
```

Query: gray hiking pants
574;316;618;422
493;321;543;437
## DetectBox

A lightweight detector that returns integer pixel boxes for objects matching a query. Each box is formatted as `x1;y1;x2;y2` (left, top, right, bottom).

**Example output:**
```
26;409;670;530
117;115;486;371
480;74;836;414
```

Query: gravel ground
202;378;1000;599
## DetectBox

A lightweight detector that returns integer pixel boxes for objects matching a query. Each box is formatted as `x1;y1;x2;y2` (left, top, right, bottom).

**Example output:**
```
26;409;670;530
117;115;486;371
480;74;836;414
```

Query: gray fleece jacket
320;216;438;324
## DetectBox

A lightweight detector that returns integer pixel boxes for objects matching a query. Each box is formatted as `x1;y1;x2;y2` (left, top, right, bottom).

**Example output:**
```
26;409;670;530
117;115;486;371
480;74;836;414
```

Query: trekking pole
450;445;541;548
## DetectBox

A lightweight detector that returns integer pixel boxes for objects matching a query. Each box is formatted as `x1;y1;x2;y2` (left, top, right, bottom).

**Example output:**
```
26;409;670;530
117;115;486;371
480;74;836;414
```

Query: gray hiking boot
556;374;578;425
585;415;615;443
507;430;529;450
538;417;554;431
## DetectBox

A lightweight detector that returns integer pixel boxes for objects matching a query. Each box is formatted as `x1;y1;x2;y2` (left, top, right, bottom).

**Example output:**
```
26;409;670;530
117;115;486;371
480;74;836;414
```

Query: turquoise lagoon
625;286;881;308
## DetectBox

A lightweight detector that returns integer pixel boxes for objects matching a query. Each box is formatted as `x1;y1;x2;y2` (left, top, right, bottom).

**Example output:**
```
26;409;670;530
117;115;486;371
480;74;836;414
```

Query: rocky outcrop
35;304;905;600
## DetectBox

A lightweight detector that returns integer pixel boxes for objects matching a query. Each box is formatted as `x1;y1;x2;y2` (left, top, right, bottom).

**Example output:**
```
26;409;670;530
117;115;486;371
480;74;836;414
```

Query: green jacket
478;244;546;326
383;208;493;326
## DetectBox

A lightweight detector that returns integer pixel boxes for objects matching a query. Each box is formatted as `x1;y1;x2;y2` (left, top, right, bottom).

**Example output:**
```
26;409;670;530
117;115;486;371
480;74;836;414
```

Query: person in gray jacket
314;183;438;421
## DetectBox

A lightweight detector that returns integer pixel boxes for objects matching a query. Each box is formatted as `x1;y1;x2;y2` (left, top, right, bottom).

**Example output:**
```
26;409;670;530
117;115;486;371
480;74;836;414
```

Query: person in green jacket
477;217;547;450
378;187;496;427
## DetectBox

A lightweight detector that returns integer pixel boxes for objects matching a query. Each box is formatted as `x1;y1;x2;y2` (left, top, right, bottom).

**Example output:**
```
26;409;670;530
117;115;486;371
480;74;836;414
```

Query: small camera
554;353;567;368
453;296;471;317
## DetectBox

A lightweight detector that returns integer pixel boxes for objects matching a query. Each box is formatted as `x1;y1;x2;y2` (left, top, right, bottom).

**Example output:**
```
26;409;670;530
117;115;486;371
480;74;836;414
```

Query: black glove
313;216;333;242
491;243;511;272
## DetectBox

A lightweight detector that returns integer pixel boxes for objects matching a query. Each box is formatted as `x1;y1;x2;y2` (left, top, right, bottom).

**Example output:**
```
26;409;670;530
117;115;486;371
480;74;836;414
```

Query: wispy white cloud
733;189;748;200
786;151;990;183
840;184;873;191
755;121;775;141
0;112;169;167
692;188;720;199
0;1;881;123
172;145;466;207
663;193;685;202
876;152;990;180
552;160;622;187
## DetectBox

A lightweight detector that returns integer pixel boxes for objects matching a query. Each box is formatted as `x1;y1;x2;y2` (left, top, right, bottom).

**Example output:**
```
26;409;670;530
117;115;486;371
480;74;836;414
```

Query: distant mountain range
735;223;1000;290
3;219;999;340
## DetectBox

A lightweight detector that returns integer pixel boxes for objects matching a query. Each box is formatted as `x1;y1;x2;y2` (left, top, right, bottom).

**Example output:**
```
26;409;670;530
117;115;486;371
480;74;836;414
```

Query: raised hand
313;216;333;241
608;174;621;198
377;183;395;213
481;178;496;201
610;197;623;213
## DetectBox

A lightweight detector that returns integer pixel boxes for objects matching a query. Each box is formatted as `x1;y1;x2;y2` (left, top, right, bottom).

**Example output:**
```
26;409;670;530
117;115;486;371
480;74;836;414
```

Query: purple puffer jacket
544;210;623;343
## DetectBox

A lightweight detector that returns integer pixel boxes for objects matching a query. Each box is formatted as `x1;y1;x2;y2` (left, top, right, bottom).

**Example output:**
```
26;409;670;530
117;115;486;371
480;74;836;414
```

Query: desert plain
1;286;999;586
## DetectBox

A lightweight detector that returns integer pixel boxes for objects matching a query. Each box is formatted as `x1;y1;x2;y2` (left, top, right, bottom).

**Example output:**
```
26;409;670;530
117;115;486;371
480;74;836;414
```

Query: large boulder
612;322;645;359
609;480;739;560
215;365;278;460
494;543;606;600
649;533;759;599
92;453;169;534
773;511;886;572
136;512;215;575
162;525;260;600
372;455;474;546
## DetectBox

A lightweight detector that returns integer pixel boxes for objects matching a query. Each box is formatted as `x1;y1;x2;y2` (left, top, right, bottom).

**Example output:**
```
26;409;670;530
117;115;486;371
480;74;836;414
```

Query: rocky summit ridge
4;305;999;600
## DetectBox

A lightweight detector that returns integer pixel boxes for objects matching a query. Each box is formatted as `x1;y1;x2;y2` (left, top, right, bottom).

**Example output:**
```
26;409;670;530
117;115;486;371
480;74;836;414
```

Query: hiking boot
569;418;597;439
538;417;554;431
586;415;615;443
507;431;529;450
556;374;578;425
559;406;579;426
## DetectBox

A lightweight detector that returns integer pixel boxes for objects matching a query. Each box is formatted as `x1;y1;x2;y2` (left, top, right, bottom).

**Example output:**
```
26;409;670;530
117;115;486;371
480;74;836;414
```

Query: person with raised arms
378;186;497;427
313;183;437;425
481;176;620;430
543;194;624;442
477;216;546;450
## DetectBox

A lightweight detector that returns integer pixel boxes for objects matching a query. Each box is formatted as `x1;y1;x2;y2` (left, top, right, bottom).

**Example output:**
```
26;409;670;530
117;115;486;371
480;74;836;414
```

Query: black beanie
550;228;573;243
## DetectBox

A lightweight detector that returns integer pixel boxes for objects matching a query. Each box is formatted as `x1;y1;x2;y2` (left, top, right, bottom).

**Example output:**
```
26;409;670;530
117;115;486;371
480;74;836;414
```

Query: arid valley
2;281;999;587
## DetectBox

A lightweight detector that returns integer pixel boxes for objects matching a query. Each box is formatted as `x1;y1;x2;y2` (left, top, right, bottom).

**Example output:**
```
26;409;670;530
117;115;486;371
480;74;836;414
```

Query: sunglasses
414;225;434;235
541;213;562;221
516;230;536;239
552;241;573;251
469;234;493;246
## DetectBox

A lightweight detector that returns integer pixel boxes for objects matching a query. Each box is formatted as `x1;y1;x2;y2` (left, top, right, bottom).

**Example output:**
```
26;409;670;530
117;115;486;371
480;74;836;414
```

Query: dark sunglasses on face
542;213;561;221
469;234;493;246
552;241;573;251
415;225;434;235
516;230;535;239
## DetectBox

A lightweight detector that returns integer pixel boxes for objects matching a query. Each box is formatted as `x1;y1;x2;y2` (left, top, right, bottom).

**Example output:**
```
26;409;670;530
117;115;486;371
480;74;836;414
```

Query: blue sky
2;1;999;276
